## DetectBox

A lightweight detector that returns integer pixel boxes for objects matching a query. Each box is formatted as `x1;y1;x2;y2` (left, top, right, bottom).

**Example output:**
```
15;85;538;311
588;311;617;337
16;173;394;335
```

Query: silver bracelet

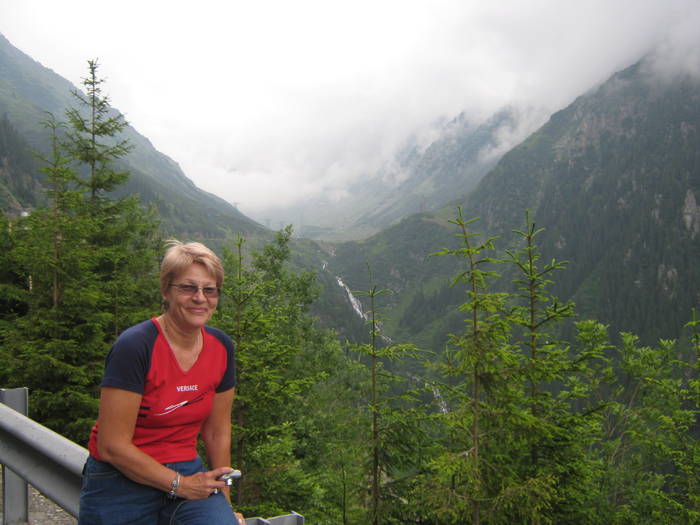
168;472;181;498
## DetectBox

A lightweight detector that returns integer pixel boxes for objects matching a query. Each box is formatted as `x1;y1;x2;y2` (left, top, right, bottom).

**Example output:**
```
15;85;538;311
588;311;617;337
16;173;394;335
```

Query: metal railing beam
0;389;87;518
245;513;304;525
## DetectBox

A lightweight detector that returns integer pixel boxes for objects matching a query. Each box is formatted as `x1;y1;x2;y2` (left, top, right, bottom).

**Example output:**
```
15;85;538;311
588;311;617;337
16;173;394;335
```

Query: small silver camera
217;470;241;486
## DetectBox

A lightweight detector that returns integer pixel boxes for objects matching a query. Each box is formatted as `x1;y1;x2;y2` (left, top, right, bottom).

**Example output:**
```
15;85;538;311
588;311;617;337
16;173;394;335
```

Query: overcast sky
1;1;698;218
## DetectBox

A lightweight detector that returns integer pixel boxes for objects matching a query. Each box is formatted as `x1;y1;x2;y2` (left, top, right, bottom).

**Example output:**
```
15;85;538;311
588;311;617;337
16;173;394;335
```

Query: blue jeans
78;456;238;525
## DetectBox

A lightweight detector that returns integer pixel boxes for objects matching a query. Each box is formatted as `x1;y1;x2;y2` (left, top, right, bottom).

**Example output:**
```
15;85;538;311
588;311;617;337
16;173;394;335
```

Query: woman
79;241;245;525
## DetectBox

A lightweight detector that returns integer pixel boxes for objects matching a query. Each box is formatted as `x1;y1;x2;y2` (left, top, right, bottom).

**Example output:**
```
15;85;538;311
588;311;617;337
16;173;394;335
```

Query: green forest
3;62;700;525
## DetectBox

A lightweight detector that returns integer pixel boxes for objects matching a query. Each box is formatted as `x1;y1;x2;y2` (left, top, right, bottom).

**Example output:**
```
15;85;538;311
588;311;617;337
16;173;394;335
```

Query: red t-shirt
87;318;236;463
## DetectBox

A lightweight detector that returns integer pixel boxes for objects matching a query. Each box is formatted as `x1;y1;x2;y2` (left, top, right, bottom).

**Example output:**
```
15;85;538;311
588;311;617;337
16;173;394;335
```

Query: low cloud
646;7;700;80
201;0;700;216
477;105;552;165
1;0;698;217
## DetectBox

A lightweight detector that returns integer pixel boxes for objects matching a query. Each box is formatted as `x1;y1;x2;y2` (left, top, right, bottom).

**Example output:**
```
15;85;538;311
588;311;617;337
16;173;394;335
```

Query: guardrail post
0;388;29;525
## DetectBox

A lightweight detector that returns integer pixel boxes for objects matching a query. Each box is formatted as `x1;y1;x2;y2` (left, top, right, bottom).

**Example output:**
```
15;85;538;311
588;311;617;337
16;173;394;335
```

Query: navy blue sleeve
101;320;158;394
206;326;236;393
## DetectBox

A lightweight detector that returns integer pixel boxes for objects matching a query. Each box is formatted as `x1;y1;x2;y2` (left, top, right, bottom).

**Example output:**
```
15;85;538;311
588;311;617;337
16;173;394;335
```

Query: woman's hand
234;511;245;524
177;467;232;499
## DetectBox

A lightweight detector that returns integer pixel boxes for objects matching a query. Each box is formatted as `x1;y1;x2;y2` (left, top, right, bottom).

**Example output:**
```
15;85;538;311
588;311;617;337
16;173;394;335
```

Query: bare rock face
683;189;700;238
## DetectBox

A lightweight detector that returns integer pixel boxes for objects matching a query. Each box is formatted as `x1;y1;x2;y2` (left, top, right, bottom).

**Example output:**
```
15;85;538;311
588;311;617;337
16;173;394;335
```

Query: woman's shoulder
112;319;159;350
103;320;159;391
204;325;235;350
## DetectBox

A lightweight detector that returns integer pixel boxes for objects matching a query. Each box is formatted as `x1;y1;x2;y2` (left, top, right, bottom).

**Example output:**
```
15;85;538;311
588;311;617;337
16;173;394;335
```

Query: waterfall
336;276;367;321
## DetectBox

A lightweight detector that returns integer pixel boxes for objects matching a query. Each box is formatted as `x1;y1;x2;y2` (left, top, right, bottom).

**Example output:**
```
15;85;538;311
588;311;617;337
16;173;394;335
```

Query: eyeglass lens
170;283;219;297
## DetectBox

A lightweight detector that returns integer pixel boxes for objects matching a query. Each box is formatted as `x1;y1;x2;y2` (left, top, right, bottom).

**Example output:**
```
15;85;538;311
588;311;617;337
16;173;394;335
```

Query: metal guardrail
0;387;86;521
243;513;305;524
0;388;303;525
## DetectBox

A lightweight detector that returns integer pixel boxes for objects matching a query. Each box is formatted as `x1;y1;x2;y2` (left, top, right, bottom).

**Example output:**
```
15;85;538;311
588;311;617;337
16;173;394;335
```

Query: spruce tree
64;58;131;210
214;228;323;518
63;58;160;338
423;210;606;524
4;114;105;439
504;213;604;523
1;61;159;442
590;322;700;524
426;209;515;524
350;266;427;525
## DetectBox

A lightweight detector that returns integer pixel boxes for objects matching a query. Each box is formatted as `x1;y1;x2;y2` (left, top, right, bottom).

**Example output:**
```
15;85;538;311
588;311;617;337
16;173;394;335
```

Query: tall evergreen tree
504;213;605;524
214;228;324;518
3;113;105;439
422;209;606;524
350;266;427;525
63;58;160;338
426;209;515;524
0;60;160;442
589;323;700;524
30;113;85;308
64;58;131;210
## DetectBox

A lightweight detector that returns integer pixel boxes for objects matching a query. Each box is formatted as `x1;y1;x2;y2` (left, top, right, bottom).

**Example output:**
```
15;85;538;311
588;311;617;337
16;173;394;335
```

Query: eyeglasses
169;283;220;298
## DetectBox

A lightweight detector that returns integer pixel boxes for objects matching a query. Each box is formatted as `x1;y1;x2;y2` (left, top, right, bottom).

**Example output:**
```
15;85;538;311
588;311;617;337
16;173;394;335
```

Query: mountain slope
270;106;541;241
352;106;545;233
0;33;266;238
326;56;700;348
469;59;700;343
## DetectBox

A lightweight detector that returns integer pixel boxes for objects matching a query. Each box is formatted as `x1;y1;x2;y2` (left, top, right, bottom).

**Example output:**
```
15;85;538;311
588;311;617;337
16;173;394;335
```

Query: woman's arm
97;387;230;499
201;388;235;502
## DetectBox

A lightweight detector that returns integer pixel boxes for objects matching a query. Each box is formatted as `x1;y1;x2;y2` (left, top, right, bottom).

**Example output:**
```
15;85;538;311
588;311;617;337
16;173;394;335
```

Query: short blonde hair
160;240;224;300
